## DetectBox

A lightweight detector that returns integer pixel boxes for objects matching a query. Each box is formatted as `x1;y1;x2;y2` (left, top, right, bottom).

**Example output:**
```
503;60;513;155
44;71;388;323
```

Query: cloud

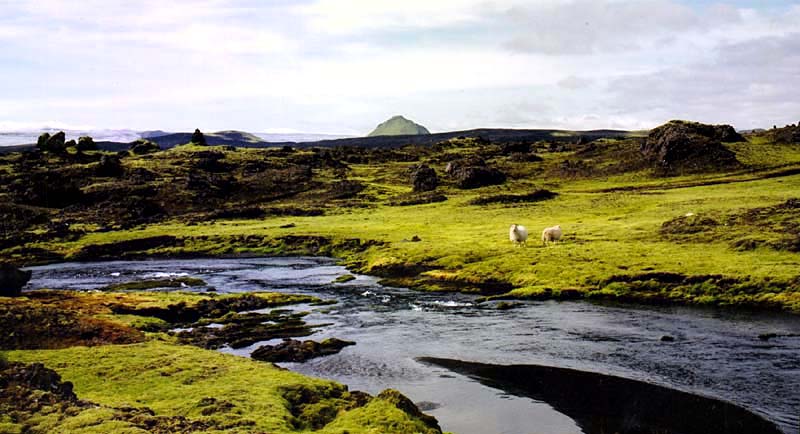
296;0;493;34
0;0;292;55
558;76;594;90
1;1;799;132
606;32;800;128
502;0;720;54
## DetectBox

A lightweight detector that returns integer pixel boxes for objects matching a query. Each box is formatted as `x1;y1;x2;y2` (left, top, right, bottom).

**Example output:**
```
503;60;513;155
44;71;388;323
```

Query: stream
26;257;800;434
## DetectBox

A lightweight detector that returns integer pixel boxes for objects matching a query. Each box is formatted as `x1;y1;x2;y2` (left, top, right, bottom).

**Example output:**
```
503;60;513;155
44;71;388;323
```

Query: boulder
0;263;32;296
445;157;506;189
409;164;438;192
453;166;506;189
39;131;66;153
445;157;485;175
641;120;741;174
191;128;207;146
36;132;50;150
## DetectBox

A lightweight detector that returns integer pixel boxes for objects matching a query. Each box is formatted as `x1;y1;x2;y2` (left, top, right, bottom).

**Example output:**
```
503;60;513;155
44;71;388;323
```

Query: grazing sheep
509;224;528;246
541;225;562;245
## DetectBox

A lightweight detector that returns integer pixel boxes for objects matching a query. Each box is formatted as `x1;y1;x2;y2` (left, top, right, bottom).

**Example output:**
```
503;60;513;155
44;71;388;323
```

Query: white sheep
509;224;528;246
541;225;562;245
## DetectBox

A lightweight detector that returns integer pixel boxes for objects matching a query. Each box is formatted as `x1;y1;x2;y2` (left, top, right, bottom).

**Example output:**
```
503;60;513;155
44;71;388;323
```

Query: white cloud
296;0;495;34
606;32;800;129
503;0;715;54
1;0;799;133
0;120;96;132
558;76;594;90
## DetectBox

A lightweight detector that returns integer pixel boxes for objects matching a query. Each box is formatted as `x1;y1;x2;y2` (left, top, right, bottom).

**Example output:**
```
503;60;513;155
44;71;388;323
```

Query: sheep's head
510;224;518;230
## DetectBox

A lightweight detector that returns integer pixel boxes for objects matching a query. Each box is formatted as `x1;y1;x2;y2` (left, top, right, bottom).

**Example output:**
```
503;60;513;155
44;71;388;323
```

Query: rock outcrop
769;123;800;144
36;131;67;153
0;263;32;296
191;128;207;146
250;337;355;363
641;120;742;174
445;157;506;189
409;164;438;192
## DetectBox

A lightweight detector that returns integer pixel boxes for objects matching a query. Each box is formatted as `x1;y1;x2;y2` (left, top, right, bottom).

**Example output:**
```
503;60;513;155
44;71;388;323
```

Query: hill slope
368;116;431;137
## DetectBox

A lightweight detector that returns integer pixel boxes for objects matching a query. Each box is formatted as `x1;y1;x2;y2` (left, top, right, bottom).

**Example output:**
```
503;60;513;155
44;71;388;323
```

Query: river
26;257;800;434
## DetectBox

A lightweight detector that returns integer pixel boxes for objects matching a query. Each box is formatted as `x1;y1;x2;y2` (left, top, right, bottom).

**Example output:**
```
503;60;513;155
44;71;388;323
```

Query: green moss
320;391;440;434
334;274;356;283
96;314;170;331
6;342;439;433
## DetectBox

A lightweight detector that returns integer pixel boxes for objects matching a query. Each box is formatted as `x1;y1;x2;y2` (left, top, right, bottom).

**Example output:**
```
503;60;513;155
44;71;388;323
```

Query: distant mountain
140;130;171;139
0;127;636;154
368;116;430;137
254;132;352;142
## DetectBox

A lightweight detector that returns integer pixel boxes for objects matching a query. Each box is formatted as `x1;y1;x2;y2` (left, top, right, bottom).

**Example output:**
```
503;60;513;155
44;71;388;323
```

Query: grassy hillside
368;115;430;137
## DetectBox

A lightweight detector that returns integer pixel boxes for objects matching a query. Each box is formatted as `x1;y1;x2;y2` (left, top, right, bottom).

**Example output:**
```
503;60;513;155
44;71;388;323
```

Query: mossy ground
0;290;443;433
5;342;439;434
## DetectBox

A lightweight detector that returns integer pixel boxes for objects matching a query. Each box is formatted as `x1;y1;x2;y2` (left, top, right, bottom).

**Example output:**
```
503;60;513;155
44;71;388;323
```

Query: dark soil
0;297;144;349
470;189;557;206
388;191;448;206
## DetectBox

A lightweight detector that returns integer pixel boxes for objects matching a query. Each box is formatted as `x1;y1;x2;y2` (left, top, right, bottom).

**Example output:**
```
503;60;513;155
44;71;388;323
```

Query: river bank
8;257;799;434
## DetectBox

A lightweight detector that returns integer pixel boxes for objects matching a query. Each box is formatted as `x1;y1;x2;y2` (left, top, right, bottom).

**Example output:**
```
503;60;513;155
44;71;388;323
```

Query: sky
0;0;798;135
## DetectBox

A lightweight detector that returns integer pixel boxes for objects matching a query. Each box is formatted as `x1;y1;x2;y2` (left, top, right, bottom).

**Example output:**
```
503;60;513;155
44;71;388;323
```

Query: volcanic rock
409;164;438;192
0;263;32;296
191;128;207;146
641;120;741;174
445;157;506;189
36;131;67;153
250;338;355;363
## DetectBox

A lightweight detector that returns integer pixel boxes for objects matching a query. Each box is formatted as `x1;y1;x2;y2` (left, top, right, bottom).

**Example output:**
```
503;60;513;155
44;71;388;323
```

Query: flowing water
26;257;800;434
